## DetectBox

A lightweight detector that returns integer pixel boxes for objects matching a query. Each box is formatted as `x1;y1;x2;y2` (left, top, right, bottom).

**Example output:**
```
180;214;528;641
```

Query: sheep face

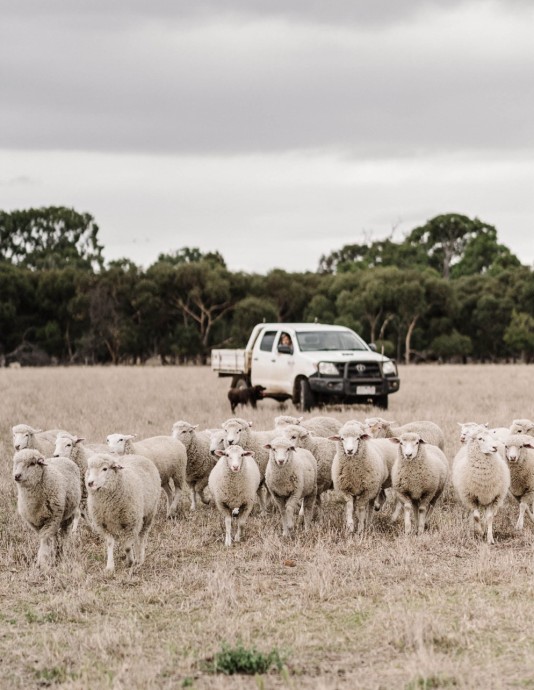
54;433;84;458
265;438;295;466
281;424;307;446
458;422;487;444
364;417;394;438
12;425;40;451
330;423;367;456
390;432;424;460
505;435;534;463
511;419;534;435
13;449;46;486
472;431;498;455
106;434;135;455
86;456;123;491
222;419;252;447
205;429;226;457
274;415;303;429
171;421;198;443
216;445;253;473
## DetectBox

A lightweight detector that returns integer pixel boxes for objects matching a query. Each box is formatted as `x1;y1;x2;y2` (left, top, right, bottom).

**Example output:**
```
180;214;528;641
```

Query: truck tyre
231;375;251;389
296;377;315;412
374;395;388;410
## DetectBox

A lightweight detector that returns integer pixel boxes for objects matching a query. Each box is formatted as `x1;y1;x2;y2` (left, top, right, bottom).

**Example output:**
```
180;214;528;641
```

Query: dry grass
1;364;534;689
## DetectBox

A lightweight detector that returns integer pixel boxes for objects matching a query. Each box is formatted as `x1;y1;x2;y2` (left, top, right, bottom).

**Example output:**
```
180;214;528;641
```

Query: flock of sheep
9;414;534;572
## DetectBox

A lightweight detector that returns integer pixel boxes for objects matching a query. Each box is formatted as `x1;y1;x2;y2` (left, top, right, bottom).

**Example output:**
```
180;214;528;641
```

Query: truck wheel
374;395;388;410
231;375;251;389
296;378;315;412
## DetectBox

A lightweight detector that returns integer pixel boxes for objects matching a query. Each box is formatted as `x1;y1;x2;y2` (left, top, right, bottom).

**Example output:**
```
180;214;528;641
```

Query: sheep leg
302;493;316;532
417;503;428;536
355;502;367;536
105;535;115;572
472;509;483;538
37;535;55;567
189;484;197;511
162;482;175;518
516;492;534;530
374;488;387;512
224;515;233;546
138;512;156;564
235;503;254;543
403;501;413;535
284;493;300;535
485;506;495;545
390;499;403;523
343;494;355;533
124;538;136;567
257;485;268;515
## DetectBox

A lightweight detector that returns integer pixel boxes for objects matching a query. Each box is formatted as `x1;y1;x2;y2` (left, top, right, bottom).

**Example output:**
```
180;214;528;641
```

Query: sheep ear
247;421;253;428
193;424;199;429
361;433;371;441
214;450;226;457
289;445;296;452
483;423;489;428
524;442;534;450
37;457;47;466
264;443;272;450
242;450;255;458
124;434;136;441
388;437;401;444
297;417;304;424
419;438;427;444
328;435;340;442
75;437;85;445
110;462;124;470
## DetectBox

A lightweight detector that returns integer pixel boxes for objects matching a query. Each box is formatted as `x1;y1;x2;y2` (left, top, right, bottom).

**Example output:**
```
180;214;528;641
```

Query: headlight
382;361;397;376
318;362;340;376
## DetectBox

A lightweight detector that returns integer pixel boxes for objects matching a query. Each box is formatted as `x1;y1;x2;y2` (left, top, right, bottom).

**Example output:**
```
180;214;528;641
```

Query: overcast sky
1;0;533;272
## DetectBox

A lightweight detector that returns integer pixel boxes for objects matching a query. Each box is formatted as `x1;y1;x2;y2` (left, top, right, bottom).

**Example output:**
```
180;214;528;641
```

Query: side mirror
277;344;293;354
368;342;377;352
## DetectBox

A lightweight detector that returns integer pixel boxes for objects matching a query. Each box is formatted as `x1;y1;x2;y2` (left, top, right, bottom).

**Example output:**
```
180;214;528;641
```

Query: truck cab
211;323;400;410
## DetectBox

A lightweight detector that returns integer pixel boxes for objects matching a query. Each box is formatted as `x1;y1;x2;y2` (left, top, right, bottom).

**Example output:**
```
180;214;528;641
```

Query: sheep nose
53;453;60;457
87;480;94;488
14;474;21;482
15;445;20;451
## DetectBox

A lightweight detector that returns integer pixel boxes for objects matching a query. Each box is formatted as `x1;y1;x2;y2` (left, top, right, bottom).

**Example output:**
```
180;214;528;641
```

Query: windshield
295;330;368;352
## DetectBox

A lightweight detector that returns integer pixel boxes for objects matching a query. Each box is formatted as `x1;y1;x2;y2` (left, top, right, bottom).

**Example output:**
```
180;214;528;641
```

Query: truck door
250;329;278;390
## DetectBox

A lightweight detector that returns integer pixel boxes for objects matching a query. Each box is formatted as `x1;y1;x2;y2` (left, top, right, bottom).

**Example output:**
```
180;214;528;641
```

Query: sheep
53;432;93;529
510;419;534;436
12;424;66;456
171;421;216;510
279;424;335;501
227;385;265;413
85;453;161;572
274;415;342;438
365;417;445;451
204;428;227;459
452;429;510;544
13;449;81;567
388;433;449;535
330;422;388;535
106;434;186;518
503;434;534;530
222;417;277;512
209;445;261;546
264;436;317;536
489;427;512;443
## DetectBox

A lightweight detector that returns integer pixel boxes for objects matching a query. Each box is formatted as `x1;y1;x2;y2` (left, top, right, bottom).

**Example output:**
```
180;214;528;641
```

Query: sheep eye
103;467;108;472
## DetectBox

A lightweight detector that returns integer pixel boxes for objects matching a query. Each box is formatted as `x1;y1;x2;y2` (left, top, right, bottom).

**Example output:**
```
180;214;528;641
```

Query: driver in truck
280;333;293;353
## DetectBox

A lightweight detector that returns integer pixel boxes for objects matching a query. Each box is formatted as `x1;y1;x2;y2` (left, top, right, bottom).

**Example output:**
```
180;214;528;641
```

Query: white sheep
365;417;445;451
452;429;510;544
209;445;261;546
13;449;81;567
53;432;94;530
510;419;534;436
330;422;388;534
171;421;216;510
458;422;488;445
205;428;227;459
86;453;161;572
388;433;449;535
12;424;65;456
489;427;511;443
504;434;534;530
106;433;186;518
274;415;342;438
222;417;277;512
279;424;335;502
264;436;317;536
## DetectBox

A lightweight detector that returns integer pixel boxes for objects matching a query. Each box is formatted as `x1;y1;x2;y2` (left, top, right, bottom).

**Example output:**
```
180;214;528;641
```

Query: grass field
1;364;534;689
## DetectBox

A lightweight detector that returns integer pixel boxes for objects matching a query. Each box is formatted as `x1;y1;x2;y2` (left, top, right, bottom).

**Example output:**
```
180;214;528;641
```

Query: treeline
1;207;533;365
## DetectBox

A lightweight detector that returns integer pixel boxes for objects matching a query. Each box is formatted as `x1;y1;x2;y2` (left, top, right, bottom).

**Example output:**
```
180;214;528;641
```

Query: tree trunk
404;315;419;365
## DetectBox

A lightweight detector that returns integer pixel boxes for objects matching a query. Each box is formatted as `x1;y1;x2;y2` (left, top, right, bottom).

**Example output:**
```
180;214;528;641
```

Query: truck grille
346;361;382;379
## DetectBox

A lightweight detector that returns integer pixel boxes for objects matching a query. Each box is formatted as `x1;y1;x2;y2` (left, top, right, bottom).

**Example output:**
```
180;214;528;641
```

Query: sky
1;0;533;273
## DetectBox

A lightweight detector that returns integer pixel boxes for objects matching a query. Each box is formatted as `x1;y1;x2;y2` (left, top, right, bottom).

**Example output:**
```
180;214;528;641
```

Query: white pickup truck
211;322;400;411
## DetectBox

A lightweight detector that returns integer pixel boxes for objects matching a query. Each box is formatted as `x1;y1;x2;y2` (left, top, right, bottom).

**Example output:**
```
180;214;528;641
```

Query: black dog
228;385;266;414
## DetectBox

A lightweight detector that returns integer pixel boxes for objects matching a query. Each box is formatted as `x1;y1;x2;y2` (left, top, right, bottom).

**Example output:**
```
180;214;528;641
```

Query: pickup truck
211;322;400;411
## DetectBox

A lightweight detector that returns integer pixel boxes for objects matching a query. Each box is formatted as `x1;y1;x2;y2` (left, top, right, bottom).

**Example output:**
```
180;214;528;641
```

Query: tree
0;207;104;270
407;214;499;279
503;310;534;362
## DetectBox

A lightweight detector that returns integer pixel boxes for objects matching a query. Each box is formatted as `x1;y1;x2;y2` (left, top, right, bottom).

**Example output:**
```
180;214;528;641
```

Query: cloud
0;1;533;156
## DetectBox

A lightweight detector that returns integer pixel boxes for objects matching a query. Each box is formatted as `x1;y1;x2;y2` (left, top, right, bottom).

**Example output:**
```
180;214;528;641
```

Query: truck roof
258;323;351;332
